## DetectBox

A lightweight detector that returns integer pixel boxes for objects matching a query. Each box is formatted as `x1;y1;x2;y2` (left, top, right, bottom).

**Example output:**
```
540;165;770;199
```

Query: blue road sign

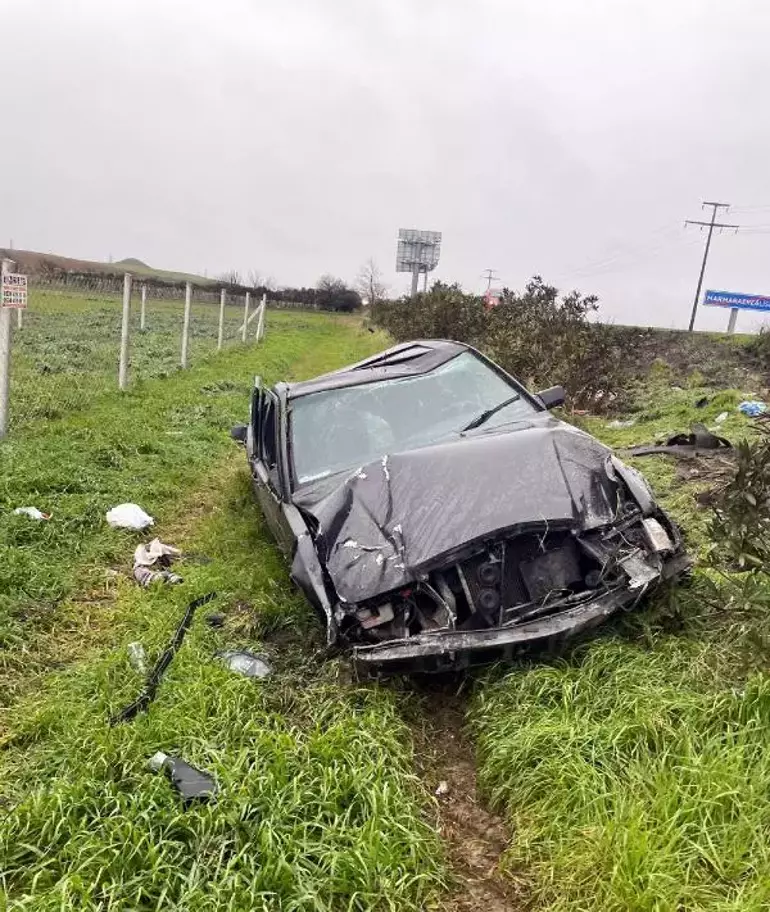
704;290;770;312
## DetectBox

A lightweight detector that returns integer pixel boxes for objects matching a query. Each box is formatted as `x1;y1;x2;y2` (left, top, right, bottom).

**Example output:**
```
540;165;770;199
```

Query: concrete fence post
256;293;266;342
0;258;16;439
16;306;22;330
181;282;192;368
217;288;226;350
242;291;250;343
118;272;132;390
140;284;147;331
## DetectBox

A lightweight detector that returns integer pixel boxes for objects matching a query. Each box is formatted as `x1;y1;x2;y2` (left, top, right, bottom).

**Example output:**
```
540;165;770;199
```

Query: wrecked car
232;340;690;672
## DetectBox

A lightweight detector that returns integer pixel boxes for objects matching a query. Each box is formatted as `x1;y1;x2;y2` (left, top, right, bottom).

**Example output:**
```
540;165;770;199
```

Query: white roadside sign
2;273;27;309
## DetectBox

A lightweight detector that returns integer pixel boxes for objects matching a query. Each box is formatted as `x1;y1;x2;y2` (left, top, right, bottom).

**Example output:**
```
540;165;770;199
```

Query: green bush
372;278;629;408
710;421;770;570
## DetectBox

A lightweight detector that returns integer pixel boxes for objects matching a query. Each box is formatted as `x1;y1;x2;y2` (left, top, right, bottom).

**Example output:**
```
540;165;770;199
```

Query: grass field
471;376;770;911
1;296;446;910
9;288;251;431
3;293;770;910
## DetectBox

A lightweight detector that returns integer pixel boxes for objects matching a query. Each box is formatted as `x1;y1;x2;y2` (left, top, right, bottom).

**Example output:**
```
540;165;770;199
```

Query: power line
684;201;741;332
555;222;684;281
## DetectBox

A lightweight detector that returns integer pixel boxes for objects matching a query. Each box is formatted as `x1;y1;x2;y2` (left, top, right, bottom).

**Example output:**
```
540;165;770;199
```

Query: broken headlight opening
337;507;685;670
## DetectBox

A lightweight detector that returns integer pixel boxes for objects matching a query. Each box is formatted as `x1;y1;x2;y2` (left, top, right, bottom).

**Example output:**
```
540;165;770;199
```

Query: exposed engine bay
339;510;681;655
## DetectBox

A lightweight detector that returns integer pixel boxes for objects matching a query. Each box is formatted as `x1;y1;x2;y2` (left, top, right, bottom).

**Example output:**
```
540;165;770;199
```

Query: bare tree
355;258;388;306
316;275;362;312
217;269;241;286
248;270;277;291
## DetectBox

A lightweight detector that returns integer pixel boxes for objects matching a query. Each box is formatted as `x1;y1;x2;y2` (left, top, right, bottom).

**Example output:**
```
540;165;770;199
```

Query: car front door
252;389;293;556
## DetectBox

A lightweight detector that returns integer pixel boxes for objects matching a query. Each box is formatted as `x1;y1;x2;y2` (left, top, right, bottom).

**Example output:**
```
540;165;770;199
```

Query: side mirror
230;424;247;444
537;385;566;410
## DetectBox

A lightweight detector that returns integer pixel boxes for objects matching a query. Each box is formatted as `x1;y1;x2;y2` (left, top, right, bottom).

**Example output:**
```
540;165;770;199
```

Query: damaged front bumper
349;551;691;673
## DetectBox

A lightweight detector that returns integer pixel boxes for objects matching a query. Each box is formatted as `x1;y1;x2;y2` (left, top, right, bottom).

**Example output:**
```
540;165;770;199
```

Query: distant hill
115;257;150;268
0;248;215;287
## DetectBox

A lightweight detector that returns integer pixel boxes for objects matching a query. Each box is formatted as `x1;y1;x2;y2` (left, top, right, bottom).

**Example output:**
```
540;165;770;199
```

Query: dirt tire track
407;688;520;912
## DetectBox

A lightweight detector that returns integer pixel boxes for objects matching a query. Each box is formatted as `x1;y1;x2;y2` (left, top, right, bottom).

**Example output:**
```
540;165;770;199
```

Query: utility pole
482;269;499;293
0;258;16;439
685;201;739;332
181;282;192;368
118;273;132;390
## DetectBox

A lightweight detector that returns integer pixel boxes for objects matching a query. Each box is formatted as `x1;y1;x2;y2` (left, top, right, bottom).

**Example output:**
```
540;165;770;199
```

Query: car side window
250;377;263;448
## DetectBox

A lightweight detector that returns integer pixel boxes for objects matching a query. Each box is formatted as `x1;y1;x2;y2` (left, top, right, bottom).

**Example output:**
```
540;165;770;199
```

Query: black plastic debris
694;396;710;409
111;592;217;724
627;423;732;458
206;612;226;628
217;650;272;679
148;751;217;804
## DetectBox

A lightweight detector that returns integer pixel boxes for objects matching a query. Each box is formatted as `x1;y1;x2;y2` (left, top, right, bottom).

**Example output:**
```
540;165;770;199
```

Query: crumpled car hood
292;418;621;604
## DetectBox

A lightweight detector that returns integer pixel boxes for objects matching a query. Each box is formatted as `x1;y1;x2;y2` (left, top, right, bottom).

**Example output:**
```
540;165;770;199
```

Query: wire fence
1;270;268;437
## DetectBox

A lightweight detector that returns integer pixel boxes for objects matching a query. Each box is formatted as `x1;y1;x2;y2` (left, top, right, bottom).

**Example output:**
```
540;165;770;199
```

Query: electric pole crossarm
685;220;740;229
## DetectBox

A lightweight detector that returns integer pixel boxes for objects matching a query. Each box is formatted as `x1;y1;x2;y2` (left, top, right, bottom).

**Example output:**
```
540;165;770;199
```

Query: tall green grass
472;639;770;911
1;474;443;910
0;300;443;910
0;301;387;704
472;374;770;911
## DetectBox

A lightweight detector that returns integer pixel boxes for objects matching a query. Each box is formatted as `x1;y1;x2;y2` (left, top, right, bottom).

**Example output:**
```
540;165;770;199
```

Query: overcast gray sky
2;0;770;330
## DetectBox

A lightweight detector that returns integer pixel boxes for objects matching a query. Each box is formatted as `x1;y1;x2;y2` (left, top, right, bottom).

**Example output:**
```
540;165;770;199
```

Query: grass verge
1;303;444;909
470;372;770;911
1;468;443;910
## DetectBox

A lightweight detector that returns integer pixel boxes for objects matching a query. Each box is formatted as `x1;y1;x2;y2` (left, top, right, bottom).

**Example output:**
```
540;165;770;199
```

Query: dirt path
407;688;520;912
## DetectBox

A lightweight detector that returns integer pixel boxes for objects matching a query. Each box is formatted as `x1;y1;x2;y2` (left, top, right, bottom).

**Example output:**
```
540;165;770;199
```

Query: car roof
283;339;470;399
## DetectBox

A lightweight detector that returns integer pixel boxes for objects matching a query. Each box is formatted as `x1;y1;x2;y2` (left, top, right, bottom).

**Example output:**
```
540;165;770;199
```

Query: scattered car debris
148;751;217;804
694;396;710;409
111;592;217;724
607;418;636;429
206;612;226;628
435;780;450;797
739;400;767;417
132;537;183;587
127;641;148;674
12;506;50;520
217;649;272;678
134;566;183;587
233;340;690;672
106;503;154;530
628;423;732;458
715;411;729;424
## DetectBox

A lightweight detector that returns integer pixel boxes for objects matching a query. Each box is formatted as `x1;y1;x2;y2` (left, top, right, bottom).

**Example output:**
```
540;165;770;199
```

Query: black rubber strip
111;592;217;725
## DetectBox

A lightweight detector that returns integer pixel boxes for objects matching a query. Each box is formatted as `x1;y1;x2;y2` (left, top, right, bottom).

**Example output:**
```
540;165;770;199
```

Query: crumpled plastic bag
134;538;181;567
13;507;50;520
132;537;183;587
738;401;767;417
106;503;154;530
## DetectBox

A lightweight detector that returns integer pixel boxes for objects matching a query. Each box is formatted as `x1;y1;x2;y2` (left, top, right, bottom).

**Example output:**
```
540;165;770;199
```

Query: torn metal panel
293;419;620;604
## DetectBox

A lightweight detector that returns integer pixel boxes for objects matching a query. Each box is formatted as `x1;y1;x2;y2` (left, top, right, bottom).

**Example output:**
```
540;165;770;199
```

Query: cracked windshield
290;352;537;483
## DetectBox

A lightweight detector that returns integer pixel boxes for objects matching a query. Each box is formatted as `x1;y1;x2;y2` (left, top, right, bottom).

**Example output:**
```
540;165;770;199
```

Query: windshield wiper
460;394;521;433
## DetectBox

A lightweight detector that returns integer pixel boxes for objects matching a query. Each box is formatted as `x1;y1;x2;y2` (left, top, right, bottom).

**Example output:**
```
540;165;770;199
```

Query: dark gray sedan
233;340;689;672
